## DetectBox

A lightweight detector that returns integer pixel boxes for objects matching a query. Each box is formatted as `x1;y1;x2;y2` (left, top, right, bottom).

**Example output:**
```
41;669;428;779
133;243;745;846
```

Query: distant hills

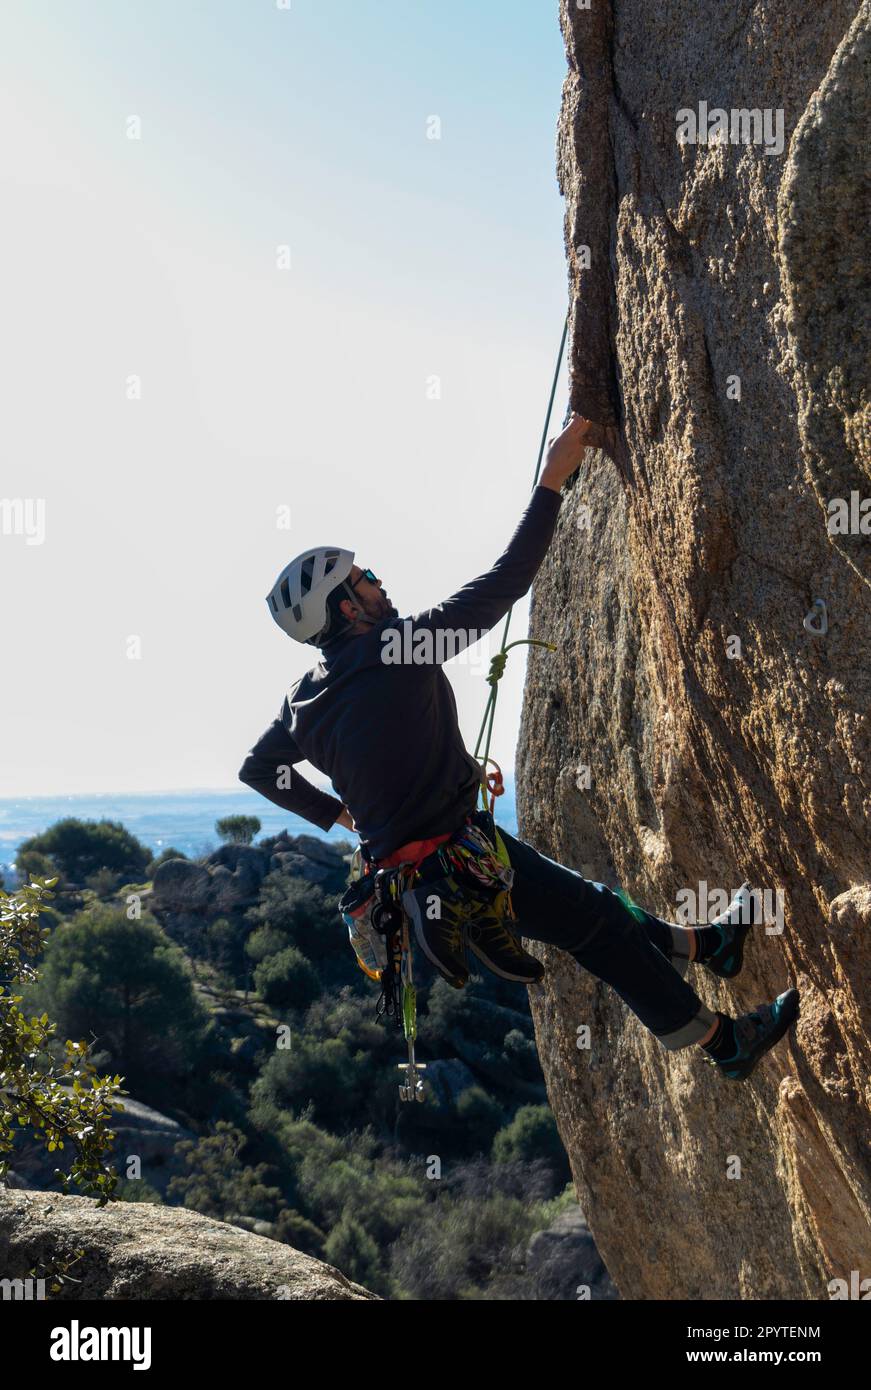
0;780;518;875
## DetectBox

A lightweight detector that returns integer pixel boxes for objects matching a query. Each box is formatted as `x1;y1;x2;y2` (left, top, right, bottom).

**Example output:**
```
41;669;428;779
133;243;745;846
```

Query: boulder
269;851;334;885
525;1207;619;1301
0;1189;377;1300
151;859;212;912
152;835;348;917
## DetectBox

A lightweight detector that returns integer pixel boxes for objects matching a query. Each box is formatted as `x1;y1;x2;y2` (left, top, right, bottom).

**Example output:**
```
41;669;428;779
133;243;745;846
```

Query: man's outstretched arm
238;717;345;831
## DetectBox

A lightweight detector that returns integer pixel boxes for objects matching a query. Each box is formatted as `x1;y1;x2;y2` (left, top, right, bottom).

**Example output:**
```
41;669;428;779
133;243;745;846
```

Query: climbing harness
433;814;517;949
339;810;517;1102
338;316;570;1103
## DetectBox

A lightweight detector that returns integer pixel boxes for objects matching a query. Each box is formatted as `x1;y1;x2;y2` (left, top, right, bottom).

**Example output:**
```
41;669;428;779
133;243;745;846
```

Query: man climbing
239;414;800;1081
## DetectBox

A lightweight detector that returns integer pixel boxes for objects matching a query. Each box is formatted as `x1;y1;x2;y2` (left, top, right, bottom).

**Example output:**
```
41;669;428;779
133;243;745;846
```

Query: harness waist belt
375;831;453;870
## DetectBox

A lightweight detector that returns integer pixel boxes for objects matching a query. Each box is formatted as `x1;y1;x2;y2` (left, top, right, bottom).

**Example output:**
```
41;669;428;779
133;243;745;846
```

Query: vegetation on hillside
3;816;580;1299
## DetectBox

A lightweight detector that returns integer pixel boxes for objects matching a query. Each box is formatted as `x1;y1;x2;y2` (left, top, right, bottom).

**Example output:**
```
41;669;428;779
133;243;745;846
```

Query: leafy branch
0;879;126;1204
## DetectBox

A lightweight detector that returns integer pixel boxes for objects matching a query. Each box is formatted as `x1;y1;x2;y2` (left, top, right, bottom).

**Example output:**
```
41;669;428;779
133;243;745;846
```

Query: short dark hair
314;582;354;648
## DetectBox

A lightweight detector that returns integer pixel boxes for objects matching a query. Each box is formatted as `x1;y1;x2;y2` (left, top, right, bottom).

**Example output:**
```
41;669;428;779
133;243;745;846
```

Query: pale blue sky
0;1;571;796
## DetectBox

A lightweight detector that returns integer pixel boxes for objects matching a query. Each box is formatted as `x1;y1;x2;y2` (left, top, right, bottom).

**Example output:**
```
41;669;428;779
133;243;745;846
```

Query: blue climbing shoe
702;881;761;979
703;988;800;1080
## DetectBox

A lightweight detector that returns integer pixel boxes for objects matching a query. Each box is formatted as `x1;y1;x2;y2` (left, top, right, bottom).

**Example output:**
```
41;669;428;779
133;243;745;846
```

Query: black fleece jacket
239;484;562;860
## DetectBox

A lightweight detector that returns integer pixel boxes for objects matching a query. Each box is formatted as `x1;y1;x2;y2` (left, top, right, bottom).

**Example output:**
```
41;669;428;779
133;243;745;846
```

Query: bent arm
238;717;344;831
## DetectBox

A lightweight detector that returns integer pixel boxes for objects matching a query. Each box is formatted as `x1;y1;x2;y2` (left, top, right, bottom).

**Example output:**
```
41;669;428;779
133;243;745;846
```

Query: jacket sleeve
238;717;345;831
397;485;562;661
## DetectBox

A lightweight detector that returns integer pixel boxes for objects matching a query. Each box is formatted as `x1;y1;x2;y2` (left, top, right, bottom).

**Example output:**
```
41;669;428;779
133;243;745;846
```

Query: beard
368;593;398;622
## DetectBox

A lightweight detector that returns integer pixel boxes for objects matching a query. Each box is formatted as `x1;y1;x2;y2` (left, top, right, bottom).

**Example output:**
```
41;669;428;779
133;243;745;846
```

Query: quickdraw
339;859;427;1103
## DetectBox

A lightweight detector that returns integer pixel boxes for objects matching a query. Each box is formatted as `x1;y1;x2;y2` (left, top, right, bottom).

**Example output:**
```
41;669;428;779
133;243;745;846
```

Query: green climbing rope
472;316;568;809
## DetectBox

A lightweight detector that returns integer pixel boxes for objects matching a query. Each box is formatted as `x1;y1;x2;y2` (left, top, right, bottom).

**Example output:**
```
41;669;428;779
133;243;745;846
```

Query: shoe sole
466;937;544;984
402;891;469;989
719;989;800;1080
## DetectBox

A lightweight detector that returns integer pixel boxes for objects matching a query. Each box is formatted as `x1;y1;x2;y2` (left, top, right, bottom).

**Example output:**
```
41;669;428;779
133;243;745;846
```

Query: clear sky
0;0;571;797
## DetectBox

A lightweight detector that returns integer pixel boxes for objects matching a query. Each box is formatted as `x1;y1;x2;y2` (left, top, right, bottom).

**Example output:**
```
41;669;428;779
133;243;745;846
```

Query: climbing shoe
401;876;470;989
465;913;545;984
698;881;761;979
701;988;800;1080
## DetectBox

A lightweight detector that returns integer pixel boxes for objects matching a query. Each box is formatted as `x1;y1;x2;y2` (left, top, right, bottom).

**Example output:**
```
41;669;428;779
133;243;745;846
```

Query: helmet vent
280;577;291;608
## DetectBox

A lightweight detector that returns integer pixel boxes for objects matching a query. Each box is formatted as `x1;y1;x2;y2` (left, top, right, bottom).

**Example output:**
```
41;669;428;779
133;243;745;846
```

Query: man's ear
339;596;359;621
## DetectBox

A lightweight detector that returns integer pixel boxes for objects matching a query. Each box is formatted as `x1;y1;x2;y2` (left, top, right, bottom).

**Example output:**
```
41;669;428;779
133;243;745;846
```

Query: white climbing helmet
266;546;356;644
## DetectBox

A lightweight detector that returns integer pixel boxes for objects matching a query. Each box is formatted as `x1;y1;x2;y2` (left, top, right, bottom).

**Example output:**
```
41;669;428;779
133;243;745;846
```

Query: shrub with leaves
252;945;320;1010
32;903;212;1103
215;815;261;845
16;818;151;885
168;1120;284;1221
0;879;124;1203
146;846;188;875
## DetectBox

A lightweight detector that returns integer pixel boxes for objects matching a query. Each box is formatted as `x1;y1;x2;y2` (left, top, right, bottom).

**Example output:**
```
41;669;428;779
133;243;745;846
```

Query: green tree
168;1121;283;1222
84;867;122;898
324;1208;382;1290
491;1104;566;1172
254;1114;424;1279
272;1208;326;1258
244;924;289;964
35;905;210;1095
252;1036;367;1130
456;1086;504;1151
203;915;247;980
245;873;339;964
14;848;57;883
0;879;123;1202
17;819;150;885
215;816;261;845
388;1190;544;1300
252;946;319;1010
146;847;188;875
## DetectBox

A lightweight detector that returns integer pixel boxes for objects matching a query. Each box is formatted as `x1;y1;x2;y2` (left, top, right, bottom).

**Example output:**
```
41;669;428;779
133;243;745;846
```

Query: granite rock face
0;1189;377;1300
516;1;870;1300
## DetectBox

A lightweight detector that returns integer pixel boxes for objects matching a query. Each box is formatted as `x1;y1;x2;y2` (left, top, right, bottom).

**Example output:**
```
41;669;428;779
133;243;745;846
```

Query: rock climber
239;413;800;1080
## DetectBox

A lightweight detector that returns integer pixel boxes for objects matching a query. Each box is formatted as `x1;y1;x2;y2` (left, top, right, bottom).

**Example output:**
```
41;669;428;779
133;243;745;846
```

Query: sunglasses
351;567;380;590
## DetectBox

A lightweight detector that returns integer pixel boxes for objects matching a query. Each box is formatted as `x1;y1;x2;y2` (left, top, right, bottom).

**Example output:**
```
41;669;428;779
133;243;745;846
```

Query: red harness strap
376;831;453;872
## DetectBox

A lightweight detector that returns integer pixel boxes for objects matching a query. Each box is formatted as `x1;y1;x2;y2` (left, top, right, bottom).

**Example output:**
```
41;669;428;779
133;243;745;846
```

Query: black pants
486;815;718;1051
